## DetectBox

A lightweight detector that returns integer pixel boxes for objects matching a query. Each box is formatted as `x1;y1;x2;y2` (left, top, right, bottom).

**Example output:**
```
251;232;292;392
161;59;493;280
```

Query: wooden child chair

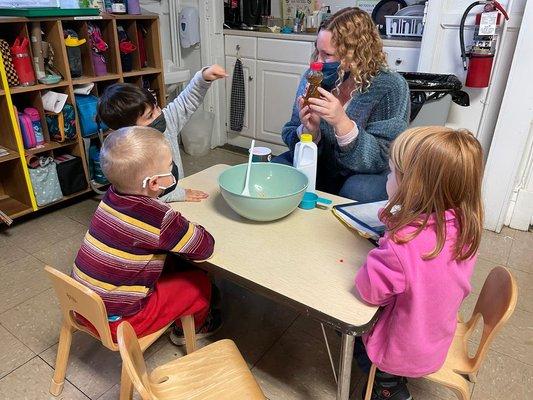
364;266;518;400
45;265;197;400
117;321;266;400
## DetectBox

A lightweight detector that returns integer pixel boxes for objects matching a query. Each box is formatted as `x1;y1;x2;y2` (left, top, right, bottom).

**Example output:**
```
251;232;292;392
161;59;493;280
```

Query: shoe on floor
362;376;413;400
169;309;222;346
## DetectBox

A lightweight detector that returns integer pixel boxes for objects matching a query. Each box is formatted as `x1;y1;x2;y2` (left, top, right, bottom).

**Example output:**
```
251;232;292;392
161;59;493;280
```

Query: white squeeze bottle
293;133;318;192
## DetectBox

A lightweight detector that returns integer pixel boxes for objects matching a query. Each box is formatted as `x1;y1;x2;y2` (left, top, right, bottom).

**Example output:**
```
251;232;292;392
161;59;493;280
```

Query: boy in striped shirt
72;126;220;342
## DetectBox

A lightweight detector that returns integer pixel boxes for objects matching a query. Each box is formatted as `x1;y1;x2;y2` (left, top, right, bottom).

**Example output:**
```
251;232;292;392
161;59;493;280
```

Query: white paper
73;83;95;95
479;11;498;36
42;91;68;114
340;200;387;228
333;200;387;239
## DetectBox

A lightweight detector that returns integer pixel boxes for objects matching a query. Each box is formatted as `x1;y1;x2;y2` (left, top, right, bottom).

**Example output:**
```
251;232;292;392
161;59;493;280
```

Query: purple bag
88;23;108;76
24;107;45;146
127;0;141;14
18;112;37;149
91;52;107;76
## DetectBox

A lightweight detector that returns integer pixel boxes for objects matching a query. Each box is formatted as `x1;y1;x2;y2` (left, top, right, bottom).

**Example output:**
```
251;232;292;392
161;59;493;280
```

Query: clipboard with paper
332;200;387;240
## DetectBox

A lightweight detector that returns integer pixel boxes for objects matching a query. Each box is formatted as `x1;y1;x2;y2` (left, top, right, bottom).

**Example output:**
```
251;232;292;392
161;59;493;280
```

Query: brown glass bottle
303;62;324;106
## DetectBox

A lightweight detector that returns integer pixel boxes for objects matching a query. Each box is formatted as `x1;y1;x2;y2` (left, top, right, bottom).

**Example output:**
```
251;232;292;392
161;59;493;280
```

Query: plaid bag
0;39;19;87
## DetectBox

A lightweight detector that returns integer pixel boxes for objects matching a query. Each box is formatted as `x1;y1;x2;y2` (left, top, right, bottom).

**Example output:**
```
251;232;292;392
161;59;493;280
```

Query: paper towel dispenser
180;7;200;48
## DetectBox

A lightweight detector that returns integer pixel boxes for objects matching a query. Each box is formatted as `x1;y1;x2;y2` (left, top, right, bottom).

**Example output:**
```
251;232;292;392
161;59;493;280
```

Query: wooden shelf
0;14;165;220
113;13;158;20
0;147;20;163
72;74;122;85
0;17;28;24
10;81;69;94
0;196;33;219
25;140;78;156
122;68;162;77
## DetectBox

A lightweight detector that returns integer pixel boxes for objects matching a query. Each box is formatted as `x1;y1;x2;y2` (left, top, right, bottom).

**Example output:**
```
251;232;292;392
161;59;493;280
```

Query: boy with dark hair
98;65;227;202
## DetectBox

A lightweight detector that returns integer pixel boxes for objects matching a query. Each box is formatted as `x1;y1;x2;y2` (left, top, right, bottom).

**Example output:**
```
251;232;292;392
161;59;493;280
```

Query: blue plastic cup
299;192;332;210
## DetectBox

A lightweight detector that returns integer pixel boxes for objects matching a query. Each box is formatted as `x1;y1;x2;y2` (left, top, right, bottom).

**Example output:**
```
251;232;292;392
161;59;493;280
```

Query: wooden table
172;165;379;400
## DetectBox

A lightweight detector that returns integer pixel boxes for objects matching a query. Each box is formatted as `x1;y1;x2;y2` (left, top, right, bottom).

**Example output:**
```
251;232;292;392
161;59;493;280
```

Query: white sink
164;60;191;85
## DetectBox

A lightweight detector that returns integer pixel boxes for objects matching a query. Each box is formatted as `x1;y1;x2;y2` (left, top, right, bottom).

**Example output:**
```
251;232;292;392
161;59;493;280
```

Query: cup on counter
299;192;333;210
249;146;272;162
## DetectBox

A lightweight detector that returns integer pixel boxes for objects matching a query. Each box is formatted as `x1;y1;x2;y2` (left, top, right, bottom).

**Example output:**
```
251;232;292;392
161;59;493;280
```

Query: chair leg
449;378;471;400
180;314;196;354
50;322;74;396
364;364;377;400
426;372;471;400
119;364;134;400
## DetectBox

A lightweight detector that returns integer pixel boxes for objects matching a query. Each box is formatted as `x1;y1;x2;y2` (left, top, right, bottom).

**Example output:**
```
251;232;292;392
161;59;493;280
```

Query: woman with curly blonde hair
274;7;410;202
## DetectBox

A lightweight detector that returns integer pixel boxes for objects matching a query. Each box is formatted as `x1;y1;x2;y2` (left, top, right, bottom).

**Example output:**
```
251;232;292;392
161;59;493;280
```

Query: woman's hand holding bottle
298;95;321;134
307;87;354;136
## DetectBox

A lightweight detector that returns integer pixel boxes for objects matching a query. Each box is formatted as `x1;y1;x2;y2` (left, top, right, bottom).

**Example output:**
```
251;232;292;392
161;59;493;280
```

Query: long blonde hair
314;7;388;94
382;126;484;260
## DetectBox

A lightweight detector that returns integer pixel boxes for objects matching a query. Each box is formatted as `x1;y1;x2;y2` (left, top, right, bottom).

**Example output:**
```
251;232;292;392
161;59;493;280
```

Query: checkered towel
230;58;245;132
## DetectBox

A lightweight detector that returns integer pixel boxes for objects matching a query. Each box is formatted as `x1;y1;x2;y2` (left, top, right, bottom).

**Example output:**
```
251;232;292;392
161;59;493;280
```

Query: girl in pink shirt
355;127;484;400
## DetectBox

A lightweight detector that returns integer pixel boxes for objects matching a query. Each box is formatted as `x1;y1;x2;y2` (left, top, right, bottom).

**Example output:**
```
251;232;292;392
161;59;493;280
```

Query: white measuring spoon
241;139;255;196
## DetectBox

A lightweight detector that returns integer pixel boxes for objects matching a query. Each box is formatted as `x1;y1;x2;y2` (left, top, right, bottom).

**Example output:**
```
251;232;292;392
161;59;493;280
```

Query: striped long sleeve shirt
72;186;215;317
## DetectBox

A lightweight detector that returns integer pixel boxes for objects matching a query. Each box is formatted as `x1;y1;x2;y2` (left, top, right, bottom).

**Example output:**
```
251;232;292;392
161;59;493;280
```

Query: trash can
399;73;470;127
181;109;214;157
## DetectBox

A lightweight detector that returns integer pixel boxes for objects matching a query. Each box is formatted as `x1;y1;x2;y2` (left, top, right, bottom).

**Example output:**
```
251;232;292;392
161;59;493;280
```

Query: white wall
140;0;202;74
483;0;533;232
418;0;526;156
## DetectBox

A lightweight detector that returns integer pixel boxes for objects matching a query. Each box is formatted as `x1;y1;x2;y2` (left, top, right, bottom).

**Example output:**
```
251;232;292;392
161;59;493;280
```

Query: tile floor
0;147;531;400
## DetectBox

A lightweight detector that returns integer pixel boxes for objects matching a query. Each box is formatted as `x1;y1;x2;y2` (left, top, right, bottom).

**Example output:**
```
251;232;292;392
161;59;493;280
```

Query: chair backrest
468;266;517;372
117;321;154;400
44;265;116;350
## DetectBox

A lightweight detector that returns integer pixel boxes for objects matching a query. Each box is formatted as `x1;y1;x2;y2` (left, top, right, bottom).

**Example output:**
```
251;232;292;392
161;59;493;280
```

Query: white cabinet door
383;46;420;72
225;56;256;139
256;60;307;145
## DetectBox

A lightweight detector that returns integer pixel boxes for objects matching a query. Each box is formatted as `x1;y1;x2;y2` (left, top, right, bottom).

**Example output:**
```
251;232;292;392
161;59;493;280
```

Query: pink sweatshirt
355;210;476;377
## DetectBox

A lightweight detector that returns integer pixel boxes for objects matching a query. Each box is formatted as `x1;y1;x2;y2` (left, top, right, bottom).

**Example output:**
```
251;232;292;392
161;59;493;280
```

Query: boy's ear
147;176;160;192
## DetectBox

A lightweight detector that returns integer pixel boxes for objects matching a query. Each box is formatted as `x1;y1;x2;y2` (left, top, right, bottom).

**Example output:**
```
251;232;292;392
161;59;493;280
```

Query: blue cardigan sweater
282;69;410;178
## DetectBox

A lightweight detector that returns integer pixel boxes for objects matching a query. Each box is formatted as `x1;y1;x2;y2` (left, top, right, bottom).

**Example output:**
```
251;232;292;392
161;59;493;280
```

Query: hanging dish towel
230;58;245;132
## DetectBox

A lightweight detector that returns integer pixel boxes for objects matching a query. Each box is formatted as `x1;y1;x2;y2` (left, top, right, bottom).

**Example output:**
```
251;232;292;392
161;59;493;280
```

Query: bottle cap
310;62;323;71
301;133;313;142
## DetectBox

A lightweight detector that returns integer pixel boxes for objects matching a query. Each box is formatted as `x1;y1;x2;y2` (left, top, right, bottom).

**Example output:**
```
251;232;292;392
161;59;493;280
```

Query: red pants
79;270;211;342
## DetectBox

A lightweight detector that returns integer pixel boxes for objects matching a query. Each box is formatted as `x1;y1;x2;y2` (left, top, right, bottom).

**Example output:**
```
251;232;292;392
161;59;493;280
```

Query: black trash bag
399;72;470;122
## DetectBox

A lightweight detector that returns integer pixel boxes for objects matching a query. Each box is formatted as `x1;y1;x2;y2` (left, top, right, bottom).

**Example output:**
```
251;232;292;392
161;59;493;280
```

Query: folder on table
332;200;387;240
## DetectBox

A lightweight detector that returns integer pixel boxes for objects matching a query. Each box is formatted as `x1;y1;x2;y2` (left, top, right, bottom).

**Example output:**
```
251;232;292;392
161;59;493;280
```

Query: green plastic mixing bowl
218;163;309;221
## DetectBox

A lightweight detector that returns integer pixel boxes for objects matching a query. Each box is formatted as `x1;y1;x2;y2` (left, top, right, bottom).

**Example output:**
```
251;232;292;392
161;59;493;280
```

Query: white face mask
142;172;177;192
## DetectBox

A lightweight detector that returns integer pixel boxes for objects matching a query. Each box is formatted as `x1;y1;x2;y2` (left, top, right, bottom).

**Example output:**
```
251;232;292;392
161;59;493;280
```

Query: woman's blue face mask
321;61;349;91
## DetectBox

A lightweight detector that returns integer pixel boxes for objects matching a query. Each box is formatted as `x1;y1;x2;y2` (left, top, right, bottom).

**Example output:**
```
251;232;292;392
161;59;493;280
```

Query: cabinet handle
395;58;402;65
248;76;253;81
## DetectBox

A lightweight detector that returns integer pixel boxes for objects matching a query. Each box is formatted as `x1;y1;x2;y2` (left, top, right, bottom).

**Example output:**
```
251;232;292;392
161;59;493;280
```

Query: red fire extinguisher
11;36;36;87
459;1;509;88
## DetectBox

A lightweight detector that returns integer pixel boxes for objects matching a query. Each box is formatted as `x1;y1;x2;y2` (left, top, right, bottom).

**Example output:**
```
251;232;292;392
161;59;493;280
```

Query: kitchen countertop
223;28;422;48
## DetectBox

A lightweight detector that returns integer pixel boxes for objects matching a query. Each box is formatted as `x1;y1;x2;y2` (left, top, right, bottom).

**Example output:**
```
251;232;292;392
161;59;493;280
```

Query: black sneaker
169;309;222;346
362;377;413;400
